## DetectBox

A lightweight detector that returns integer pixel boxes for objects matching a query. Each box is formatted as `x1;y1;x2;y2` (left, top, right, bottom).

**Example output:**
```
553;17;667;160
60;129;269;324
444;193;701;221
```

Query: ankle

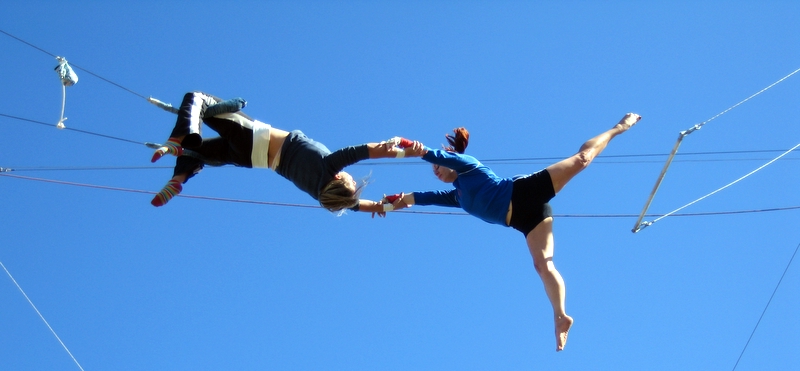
151;179;183;207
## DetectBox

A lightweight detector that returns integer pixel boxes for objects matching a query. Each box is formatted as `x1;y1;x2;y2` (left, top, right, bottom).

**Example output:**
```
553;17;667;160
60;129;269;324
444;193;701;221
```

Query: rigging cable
731;239;800;371
6;26;800;371
4;28;800;228
0;113;150;146
2;113;798;167
1;29;149;100
632;67;800;233
1;29;164;149
637;142;800;230
2;172;799;218
0;260;85;371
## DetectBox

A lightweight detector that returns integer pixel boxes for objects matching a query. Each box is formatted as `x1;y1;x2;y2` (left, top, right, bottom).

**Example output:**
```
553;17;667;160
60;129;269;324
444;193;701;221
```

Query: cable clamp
680;123;702;137
148;97;179;114
632;221;652;234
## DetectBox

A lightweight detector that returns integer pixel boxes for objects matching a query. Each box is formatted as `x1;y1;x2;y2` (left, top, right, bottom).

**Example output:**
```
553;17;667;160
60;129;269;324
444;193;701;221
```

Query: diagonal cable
731;240;800;371
0;260;86;371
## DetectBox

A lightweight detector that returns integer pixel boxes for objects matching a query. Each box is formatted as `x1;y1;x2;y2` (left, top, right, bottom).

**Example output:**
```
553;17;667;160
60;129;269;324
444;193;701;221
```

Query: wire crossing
632;67;800;233
639;143;800;230
1;29;149;100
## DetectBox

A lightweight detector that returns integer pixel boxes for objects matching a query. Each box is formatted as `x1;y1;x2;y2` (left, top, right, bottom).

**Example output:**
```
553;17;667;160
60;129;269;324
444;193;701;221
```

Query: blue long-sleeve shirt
413;149;514;226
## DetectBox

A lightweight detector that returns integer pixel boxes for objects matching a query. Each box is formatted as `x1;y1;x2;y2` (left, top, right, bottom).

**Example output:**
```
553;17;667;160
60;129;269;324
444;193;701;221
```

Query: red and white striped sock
151;138;183;163
151;179;183;207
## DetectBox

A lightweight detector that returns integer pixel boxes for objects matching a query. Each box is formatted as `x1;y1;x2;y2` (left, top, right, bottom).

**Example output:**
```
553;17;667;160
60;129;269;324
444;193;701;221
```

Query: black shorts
508;169;556;236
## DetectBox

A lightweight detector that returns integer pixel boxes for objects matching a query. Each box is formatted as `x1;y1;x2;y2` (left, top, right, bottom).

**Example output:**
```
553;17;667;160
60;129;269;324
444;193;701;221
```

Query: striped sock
151;179;183;207
151;138;184;163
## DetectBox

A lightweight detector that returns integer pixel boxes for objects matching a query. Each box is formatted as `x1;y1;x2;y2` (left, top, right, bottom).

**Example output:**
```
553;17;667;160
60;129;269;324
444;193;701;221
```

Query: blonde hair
318;174;370;214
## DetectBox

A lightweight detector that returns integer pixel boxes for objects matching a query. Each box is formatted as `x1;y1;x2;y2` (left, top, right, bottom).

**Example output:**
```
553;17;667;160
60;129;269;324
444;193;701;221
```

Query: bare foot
615;113;642;131
555;314;574;352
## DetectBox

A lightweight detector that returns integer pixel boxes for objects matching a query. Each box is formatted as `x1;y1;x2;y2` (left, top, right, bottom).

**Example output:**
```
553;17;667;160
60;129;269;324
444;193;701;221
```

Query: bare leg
525;113;640;350
546;113;641;194
526;217;573;351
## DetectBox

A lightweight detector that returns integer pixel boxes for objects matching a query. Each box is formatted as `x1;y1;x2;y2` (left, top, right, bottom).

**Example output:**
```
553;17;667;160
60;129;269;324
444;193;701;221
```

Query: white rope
641;142;800;228
57;84;67;129
693;67;800;132
0;260;85;371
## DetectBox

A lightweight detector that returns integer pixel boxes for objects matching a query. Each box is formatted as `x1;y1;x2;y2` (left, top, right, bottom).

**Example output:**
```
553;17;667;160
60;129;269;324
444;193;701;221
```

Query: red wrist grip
397;138;414;148
385;194;401;203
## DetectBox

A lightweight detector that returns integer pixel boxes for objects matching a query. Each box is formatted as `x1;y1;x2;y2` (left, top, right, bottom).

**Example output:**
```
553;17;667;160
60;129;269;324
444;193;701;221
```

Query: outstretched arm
353;194;414;218
389;189;458;209
355;198;389;218
364;189;459;218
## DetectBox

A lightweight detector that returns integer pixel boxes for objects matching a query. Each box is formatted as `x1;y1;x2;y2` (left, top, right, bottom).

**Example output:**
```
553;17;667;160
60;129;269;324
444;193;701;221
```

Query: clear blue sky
1;1;799;370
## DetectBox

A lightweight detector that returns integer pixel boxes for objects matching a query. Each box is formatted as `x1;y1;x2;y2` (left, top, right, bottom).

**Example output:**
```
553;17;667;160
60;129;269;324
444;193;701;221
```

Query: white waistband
251;120;271;169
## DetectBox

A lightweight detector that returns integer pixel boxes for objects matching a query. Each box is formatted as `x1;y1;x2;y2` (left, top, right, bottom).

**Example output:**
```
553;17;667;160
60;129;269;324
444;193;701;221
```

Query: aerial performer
150;91;423;213
377;113;642;351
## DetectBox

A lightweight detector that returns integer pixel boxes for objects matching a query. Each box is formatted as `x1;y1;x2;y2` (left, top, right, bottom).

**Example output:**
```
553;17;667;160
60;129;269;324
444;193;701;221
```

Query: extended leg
150;137;234;207
172;92;219;148
152;93;249;163
151;92;220;165
546;113;641;193
151;154;202;207
526;217;573;352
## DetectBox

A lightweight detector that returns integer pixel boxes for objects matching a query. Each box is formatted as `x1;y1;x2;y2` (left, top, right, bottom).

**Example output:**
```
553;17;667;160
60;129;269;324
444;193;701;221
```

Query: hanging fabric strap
54;56;78;129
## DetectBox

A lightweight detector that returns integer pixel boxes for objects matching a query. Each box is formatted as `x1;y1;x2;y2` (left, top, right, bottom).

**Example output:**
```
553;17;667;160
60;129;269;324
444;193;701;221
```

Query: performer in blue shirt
380;113;642;352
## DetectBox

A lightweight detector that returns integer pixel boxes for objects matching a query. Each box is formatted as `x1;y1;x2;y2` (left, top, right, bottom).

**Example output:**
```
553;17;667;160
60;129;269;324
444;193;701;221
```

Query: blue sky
1;1;798;370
